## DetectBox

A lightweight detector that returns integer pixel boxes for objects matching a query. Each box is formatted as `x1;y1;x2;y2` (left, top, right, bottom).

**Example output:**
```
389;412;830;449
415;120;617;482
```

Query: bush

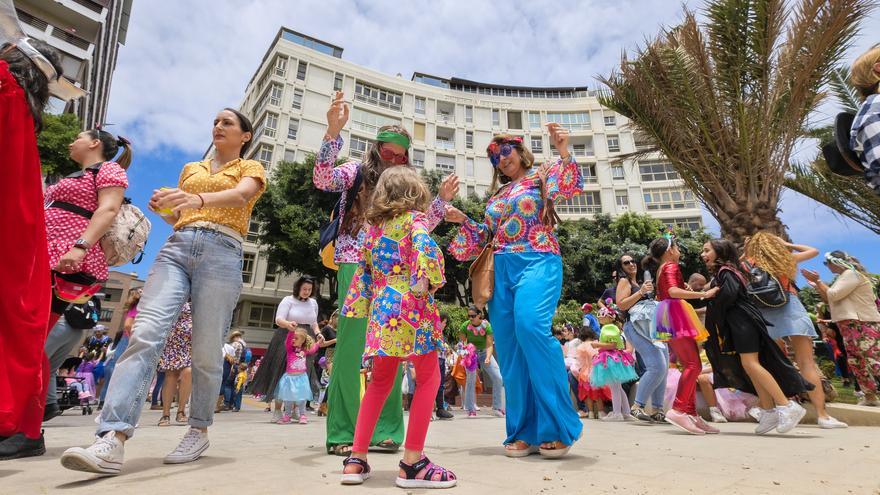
438;302;468;343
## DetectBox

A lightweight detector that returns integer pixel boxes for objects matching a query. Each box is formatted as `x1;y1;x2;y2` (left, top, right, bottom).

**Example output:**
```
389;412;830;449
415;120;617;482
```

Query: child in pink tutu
590;306;638;421
572;326;610;419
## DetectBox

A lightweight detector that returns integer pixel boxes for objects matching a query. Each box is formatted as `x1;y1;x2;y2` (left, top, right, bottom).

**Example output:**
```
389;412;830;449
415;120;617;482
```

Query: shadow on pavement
0;469;22;479
54;455;235;489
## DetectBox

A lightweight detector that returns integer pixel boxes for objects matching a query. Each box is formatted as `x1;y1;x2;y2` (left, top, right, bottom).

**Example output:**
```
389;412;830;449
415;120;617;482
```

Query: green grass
829;376;859;405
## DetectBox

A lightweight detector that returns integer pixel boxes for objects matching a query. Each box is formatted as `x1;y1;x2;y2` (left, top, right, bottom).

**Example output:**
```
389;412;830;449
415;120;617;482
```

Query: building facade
97;270;144;336
16;0;132;128
231;28;704;349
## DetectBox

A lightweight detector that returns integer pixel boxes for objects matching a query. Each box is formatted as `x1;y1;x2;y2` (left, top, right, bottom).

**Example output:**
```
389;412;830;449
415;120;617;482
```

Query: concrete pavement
3;400;879;495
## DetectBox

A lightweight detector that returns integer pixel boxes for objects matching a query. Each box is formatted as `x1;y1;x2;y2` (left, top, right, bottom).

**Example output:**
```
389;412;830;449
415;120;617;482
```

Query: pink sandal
396;456;457;489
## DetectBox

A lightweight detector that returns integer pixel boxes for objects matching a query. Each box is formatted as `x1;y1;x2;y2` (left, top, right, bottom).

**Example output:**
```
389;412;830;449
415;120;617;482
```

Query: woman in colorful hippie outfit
315;92;458;456
446;124;583;458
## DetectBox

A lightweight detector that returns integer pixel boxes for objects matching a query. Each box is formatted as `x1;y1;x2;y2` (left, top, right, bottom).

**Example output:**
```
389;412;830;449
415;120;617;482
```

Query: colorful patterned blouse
313;136;447;264
448;157;582;260
341;211;446;358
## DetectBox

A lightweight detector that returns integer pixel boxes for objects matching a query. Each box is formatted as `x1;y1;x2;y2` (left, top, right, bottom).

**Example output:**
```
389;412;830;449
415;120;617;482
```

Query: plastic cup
156;187;175;216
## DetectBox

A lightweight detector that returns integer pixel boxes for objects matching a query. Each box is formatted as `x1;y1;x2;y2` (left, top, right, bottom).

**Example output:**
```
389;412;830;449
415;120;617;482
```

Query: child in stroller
56;357;95;415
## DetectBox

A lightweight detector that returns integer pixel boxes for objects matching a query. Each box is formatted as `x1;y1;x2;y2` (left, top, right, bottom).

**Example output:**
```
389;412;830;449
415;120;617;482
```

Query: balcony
51;28;91;50
351;120;380;135
435;139;455;151
16;9;48;30
437;112;454;125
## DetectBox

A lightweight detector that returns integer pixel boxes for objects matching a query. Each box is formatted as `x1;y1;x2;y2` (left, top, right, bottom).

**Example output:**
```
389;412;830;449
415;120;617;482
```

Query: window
436;155;455;174
491;109;500;126
466;158;474;177
507;111;523;129
545;112;590;130
296;61;307;80
253;83;283;116
246;302;276;329
242;253;256;283
333;72;344;91
531;136;543;154
415;97;426;115
573;144;587;156
612;165;625;180
103;288;123;302
412;149;425;167
607;135;620;153
615;191;629;210
466;131;473;149
467;185;476;197
269;84;283;106
349;136;370;159
604;114;616;127
274;56;288;77
413;122;425;142
666;217;703;231
528;111;541;129
246;220;260;243
283;148;296;163
255;144;273;170
580;164;598;183
638;160;680;181
643;187;698;210
354;82;402;112
287;118;299;140
265;261;279;283
291;88;303;110
351;108;401;134
557;191;602;214
465;105;473;123
100;309;113;322
254;112;278;140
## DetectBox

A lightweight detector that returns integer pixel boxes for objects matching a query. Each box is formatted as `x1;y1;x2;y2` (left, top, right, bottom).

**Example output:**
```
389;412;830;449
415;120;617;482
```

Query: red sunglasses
379;144;408;165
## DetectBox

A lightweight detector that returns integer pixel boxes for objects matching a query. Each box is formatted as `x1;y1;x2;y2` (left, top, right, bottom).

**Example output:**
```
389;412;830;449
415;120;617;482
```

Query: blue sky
104;0;879;282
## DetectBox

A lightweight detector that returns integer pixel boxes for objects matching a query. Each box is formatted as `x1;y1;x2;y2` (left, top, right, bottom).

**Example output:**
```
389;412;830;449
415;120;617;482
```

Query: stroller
56;357;95;415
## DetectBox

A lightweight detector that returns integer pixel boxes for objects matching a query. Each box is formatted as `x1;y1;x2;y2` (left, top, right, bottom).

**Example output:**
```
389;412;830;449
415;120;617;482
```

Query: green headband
376;131;410;149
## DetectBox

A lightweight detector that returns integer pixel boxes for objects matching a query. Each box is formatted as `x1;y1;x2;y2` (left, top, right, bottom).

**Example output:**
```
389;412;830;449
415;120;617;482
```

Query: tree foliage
38;112;81;177
598;0;871;244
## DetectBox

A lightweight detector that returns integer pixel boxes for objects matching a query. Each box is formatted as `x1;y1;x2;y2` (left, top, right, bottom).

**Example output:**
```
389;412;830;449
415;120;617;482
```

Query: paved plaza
3;398;879;495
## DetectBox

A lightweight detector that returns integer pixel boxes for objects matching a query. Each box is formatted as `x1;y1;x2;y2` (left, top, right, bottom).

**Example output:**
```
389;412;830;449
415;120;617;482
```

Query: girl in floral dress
157;302;193;426
340;167;456;489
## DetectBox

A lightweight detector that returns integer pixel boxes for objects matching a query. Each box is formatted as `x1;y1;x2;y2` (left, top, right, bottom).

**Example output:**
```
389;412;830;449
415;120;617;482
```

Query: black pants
435;357;446;410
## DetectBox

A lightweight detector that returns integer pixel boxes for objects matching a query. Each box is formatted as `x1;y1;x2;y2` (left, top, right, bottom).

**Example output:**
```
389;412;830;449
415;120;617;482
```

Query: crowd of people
1;20;879;493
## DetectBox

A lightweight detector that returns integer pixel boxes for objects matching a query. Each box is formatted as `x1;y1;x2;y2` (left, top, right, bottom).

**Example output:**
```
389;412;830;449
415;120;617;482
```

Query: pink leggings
352;351;440;453
668;337;701;416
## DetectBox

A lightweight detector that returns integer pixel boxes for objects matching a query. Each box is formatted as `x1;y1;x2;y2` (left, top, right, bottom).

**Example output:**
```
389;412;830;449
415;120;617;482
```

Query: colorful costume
449;156;583;447
314;137;447;452
573;342;611;402
274;334;320;403
342;210;445;453
591;325;638;387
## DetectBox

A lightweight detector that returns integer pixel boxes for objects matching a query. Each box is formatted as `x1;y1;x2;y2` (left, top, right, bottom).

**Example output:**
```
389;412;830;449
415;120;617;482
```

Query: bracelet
196;194;205;209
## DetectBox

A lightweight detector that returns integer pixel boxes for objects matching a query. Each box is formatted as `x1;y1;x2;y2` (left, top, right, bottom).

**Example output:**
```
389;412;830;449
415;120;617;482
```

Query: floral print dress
448;157;582;260
342;211;445;358
158;302;193;371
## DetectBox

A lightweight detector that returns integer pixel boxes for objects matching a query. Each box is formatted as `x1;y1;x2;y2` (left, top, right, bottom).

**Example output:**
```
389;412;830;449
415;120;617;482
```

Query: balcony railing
351;121;380;135
70;0;105;14
437;112;454;124
435;139;455;151
16;9;48;30
51;28;91;50
354;93;402;112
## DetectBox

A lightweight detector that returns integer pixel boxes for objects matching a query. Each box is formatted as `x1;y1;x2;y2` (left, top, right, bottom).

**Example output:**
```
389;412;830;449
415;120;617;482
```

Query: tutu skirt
274;372;314;402
591;350;638;387
578;379;612;401
654;299;709;342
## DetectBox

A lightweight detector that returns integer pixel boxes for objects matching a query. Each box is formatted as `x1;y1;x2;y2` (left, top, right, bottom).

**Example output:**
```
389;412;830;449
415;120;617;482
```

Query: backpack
49;164;151;266
821;112;864;177
740;261;789;309
318;169;364;270
64;296;102;330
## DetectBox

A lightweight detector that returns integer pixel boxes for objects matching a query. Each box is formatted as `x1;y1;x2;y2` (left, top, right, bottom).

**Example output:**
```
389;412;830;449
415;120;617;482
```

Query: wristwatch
73;238;92;250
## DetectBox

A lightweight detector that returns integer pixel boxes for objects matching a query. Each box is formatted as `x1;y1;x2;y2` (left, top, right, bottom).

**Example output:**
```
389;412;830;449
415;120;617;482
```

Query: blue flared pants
488;252;583;446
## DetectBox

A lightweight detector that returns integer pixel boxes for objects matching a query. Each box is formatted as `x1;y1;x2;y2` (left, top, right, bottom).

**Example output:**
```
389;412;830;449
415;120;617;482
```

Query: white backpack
101;198;151;266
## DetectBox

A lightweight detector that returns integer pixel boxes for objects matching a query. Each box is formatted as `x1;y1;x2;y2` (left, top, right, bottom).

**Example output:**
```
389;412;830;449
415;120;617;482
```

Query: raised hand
547;123;570;158
439;174;460;201
326;91;349;138
444;205;467;224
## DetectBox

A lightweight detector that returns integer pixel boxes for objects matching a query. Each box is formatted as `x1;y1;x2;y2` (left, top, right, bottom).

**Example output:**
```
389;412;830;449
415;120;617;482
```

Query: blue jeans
222;360;235;406
464;349;504;412
151;371;165;406
489;253;582;446
232;388;243;410
624;320;669;410
98;228;243;438
98;334;129;404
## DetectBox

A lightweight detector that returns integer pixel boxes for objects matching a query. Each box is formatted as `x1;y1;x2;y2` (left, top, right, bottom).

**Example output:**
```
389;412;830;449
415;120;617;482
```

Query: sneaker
650;412;666;424
467;411;477;418
817;416;848;429
60;431;124;475
277;414;292;425
775;401;806;434
0;432;46;460
690;415;720;434
754;409;779;435
492;409;505;418
631;406;653;423
42;404;62;422
601;412;625;422
163;428;209;464
271;409;282;423
436;408;454;420
856;398;880;407
298;415;308;425
597;411;608;420
665;409;705;435
708;407;728;423
748;407;762;422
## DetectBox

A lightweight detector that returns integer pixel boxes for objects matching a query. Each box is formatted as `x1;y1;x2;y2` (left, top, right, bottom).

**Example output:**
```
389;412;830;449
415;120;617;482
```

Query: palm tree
785;67;880;235
599;0;872;244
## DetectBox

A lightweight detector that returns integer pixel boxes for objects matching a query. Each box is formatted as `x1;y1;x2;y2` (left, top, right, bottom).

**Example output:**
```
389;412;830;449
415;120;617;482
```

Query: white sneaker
709;407;728;423
60;431;124;475
817;416;848;429
271;408;282;423
754;409;778;435
748;407;762;422
776;401;806;434
163;427;209;464
601;412;625;422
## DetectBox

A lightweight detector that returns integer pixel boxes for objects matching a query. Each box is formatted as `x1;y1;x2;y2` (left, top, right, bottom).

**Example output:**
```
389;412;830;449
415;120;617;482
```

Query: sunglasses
487;138;522;167
468;314;479;318
622;260;635;266
379;145;408;165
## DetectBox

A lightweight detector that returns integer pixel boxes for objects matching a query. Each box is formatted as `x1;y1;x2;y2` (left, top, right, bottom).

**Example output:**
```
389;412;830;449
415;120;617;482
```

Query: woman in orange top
743;232;847;429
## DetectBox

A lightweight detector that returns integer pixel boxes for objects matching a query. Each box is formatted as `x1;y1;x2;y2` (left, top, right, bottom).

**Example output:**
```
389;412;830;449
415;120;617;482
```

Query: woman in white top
802;251;880;407
250;277;319;421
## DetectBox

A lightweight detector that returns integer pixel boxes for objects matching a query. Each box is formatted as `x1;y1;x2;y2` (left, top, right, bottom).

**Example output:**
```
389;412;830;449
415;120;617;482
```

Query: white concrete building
232;28;704;350
16;0;132;128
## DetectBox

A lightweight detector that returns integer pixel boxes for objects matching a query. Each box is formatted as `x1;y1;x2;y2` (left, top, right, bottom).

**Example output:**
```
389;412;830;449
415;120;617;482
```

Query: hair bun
116;135;130;146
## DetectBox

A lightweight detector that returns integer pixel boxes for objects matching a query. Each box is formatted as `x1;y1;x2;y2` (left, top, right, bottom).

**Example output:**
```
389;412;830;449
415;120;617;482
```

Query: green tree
38;112;80;177
599;0;871;244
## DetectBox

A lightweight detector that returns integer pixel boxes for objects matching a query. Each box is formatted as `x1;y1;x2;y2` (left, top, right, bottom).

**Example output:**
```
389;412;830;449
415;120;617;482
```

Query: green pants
325;263;404;451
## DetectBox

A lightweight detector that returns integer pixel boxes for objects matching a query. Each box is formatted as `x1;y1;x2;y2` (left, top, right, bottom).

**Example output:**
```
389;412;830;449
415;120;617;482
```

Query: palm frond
786;159;880;234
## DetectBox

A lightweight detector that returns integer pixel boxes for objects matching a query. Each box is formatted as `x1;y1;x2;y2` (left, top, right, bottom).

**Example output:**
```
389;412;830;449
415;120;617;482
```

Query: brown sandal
176;411;187;424
158;415;171;427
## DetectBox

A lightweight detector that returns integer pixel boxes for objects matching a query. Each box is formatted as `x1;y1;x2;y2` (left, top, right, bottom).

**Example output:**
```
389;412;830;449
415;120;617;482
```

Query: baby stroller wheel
82;407;87;415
